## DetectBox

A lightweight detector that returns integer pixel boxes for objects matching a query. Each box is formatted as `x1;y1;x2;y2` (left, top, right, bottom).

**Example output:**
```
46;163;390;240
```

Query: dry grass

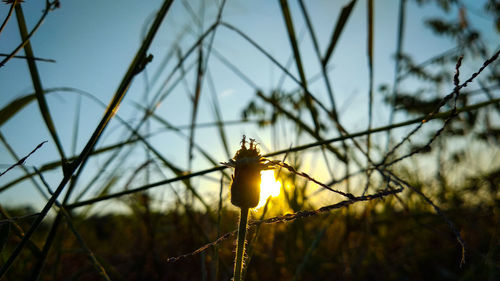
1;0;499;280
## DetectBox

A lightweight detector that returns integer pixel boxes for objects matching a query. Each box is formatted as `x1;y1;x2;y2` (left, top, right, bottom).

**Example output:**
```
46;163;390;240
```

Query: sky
0;0;498;212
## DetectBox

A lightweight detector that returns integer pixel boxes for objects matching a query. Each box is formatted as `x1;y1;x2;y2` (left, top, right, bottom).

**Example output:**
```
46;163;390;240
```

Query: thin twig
0;141;46;177
0;0;57;67
0;53;55;63
0;0;19;36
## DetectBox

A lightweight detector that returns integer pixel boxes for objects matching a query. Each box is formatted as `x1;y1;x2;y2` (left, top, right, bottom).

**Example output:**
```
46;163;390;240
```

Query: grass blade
0;0;175;277
322;0;357;66
0;136;147;193
0;94;39;127
0;87;91;128
0;206;43;259
366;0;374;154
15;4;67;164
220;22;337;124
149;23;218;108
297;0;339;117
71;95;82;155
35;170;112;281
296;0;354;186
119;120;214;214
134;102;225;169
386;0;407;150
278;0;321;134
188;46;204;171
256;90;347;162
206;69;231;159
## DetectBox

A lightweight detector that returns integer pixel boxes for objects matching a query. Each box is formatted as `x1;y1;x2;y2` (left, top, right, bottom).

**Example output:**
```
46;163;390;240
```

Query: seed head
222;136;274;208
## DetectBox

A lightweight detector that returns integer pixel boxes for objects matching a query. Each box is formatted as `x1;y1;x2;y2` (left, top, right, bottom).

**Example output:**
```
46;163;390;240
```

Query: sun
256;170;281;209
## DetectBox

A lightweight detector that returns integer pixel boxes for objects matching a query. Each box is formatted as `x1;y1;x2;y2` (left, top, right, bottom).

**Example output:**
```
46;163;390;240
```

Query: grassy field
1;0;499;280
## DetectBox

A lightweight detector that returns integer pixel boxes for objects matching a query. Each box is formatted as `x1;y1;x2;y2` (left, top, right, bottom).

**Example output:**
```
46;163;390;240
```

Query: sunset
257;170;281;209
0;0;499;280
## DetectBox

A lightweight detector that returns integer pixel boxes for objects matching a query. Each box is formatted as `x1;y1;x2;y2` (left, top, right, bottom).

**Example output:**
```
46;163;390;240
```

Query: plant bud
223;136;273;208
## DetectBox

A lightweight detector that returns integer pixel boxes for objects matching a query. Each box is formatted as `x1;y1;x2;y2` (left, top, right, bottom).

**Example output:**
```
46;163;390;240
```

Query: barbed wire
270;160;356;199
4;42;491;273
382;49;499;165
0;141;47;177
384;169;466;267
166;184;403;263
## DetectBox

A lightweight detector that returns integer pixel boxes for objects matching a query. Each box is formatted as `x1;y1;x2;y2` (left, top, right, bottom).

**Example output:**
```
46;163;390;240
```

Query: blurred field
0;0;499;280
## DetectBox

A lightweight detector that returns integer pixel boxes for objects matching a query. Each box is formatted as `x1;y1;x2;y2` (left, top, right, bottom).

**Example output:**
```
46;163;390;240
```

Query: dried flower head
222;136;274;208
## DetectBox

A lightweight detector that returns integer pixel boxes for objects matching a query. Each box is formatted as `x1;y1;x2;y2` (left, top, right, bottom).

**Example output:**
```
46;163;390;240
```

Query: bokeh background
1;0;499;280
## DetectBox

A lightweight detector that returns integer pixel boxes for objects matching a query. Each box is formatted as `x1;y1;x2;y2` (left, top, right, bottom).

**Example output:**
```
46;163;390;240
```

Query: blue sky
0;0;498;211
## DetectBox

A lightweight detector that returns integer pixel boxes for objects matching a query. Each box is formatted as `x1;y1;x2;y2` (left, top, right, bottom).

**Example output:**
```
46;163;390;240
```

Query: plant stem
233;207;249;281
0;0;174;277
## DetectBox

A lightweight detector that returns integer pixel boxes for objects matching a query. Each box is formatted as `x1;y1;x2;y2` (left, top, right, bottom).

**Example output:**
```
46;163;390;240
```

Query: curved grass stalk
0;0;175;277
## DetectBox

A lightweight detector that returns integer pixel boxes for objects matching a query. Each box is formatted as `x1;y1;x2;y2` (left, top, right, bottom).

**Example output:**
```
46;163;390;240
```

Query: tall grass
1;0;500;280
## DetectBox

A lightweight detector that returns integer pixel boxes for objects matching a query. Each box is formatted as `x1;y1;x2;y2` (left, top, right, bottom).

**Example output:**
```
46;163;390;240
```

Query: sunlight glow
256;170;281;209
